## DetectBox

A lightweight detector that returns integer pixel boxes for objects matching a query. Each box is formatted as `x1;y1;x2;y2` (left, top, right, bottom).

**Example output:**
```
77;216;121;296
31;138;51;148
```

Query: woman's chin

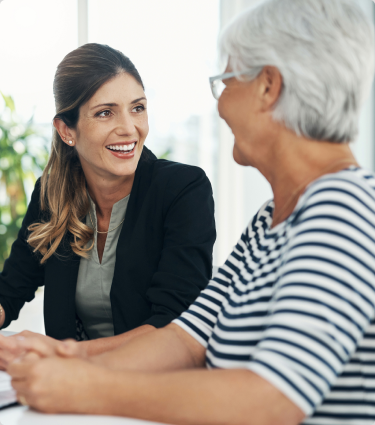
111;164;138;179
233;144;251;166
107;149;143;177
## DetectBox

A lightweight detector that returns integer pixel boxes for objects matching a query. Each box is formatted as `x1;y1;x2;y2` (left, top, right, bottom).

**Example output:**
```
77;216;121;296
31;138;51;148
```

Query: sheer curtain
215;0;272;265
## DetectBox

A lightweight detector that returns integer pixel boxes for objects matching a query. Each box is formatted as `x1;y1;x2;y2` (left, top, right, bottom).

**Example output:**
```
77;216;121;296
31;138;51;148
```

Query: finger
6;359;33;379
22;352;42;363
0;348;16;363
17;393;29;407
7;355;38;379
16;331;34;338
11;378;28;393
0;354;13;370
0;334;21;354
17;338;55;358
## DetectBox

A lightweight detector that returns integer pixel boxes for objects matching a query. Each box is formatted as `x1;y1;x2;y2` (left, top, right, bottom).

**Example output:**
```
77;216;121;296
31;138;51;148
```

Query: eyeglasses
209;71;250;100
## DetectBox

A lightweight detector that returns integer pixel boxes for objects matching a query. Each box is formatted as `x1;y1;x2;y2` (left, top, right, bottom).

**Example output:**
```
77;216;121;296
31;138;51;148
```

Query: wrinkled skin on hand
8;354;103;414
0;332;86;370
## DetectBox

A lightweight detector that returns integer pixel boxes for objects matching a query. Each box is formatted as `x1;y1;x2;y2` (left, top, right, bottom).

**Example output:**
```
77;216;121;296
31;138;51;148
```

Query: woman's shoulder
28;177;42;207
302;166;375;206
153;160;211;202
141;147;205;175
153;159;206;179
140;149;209;187
136;150;212;206
292;166;375;227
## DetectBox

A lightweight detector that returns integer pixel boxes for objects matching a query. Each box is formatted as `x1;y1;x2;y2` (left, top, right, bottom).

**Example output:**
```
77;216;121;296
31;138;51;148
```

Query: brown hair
27;43;144;263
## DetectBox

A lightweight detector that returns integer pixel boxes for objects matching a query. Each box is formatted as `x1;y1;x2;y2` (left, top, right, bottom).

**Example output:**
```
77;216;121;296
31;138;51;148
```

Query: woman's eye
133;105;145;113
97;110;111;117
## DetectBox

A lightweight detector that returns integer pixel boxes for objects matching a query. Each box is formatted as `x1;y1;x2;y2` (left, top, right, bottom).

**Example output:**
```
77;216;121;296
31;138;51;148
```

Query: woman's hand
0;334;24;370
0;332;87;370
8;353;105;414
8;352;306;424
17;336;88;360
0;331;50;370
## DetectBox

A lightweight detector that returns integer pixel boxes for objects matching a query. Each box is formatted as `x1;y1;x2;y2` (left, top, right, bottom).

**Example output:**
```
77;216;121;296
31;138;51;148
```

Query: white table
0;405;167;425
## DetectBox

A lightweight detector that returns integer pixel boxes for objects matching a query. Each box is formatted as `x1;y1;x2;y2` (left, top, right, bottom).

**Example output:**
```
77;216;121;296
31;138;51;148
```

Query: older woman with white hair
7;0;375;424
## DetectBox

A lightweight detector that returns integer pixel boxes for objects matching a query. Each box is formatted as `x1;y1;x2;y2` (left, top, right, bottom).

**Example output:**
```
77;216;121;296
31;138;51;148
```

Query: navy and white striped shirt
174;167;375;424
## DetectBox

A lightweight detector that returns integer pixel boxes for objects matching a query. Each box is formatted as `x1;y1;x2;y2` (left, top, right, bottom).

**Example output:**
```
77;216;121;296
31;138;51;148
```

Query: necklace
88;209;125;234
271;158;359;228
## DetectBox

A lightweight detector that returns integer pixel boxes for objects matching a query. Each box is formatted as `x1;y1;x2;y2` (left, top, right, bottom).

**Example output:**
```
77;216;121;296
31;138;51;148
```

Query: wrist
82;368;131;416
78;340;92;358
66;361;124;415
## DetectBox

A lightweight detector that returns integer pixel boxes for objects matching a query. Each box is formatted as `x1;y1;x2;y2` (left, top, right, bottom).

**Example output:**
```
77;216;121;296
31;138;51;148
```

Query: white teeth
125;143;135;151
107;143;136;152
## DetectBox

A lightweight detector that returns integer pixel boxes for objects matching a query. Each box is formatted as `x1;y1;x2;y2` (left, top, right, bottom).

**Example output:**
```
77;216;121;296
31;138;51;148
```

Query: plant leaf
0;92;15;112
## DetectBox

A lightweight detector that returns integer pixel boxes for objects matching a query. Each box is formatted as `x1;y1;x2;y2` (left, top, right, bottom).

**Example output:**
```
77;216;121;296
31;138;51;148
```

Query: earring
68;141;73;145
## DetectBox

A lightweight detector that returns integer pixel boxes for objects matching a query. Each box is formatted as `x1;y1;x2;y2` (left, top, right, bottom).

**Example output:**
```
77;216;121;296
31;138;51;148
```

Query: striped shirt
174;167;375;424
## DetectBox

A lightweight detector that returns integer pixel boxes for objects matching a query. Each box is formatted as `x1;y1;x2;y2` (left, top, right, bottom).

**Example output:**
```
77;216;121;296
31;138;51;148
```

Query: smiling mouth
106;142;137;153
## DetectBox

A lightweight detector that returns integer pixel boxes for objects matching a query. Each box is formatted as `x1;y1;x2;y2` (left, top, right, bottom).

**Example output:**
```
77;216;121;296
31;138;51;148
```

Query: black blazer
0;147;216;340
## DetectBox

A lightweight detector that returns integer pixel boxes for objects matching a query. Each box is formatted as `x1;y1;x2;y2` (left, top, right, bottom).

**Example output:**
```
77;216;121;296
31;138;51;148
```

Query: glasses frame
209;71;249;100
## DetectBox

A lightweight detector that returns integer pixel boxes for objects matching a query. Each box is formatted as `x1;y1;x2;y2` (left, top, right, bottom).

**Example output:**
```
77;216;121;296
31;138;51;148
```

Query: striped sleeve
247;177;375;415
173;204;268;346
173;237;245;346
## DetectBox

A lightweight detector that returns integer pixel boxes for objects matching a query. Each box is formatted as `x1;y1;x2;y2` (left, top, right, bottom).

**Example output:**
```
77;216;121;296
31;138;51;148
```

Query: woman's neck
255;130;358;227
85;173;135;218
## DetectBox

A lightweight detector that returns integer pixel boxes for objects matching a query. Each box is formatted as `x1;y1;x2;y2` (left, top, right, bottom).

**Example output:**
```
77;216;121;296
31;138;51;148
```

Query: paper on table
0;371;17;409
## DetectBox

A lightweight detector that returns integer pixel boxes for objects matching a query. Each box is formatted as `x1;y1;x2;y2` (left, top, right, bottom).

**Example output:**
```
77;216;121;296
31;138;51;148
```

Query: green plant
158;147;172;160
0;93;49;269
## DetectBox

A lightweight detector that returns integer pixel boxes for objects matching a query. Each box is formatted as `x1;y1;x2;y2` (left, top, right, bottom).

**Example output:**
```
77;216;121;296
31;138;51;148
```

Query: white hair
220;0;375;143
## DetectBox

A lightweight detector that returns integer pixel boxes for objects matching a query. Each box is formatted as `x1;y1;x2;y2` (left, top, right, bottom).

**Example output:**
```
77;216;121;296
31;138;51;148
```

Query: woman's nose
116;112;136;136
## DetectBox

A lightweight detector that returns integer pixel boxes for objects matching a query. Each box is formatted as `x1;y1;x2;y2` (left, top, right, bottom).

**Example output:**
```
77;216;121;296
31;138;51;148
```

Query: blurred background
0;0;374;333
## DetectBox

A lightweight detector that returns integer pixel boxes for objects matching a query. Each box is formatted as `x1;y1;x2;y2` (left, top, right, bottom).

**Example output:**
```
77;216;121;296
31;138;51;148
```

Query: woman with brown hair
6;1;375;424
0;43;216;362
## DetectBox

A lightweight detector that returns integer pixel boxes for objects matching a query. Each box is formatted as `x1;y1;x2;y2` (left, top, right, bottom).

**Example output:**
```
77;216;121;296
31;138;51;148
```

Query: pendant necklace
88;209;125;234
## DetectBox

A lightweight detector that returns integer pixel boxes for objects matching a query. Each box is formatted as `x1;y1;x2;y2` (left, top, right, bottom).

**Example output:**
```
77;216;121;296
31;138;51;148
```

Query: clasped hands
0;331;85;369
0;331;98;413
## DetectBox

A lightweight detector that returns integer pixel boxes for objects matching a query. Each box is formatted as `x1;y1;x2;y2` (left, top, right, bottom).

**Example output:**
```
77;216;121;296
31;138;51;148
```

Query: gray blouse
75;194;130;340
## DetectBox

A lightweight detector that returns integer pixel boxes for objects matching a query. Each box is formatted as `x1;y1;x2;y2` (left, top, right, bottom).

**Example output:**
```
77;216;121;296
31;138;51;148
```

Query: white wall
214;0;375;265
352;0;375;170
77;0;88;46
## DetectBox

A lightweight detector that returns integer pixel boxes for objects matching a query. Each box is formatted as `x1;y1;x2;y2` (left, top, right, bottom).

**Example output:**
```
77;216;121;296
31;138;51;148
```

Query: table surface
0;405;167;425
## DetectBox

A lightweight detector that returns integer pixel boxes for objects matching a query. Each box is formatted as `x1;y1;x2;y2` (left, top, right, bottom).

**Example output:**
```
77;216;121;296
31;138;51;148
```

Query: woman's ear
258;66;283;112
53;118;76;147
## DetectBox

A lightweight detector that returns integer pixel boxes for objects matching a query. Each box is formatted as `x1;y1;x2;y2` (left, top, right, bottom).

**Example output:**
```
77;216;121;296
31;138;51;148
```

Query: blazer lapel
116;147;156;255
111;147;156;333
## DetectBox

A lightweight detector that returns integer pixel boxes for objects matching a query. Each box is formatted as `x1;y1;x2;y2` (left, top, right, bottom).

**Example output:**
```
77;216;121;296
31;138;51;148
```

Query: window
88;0;220;185
0;0;78;124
